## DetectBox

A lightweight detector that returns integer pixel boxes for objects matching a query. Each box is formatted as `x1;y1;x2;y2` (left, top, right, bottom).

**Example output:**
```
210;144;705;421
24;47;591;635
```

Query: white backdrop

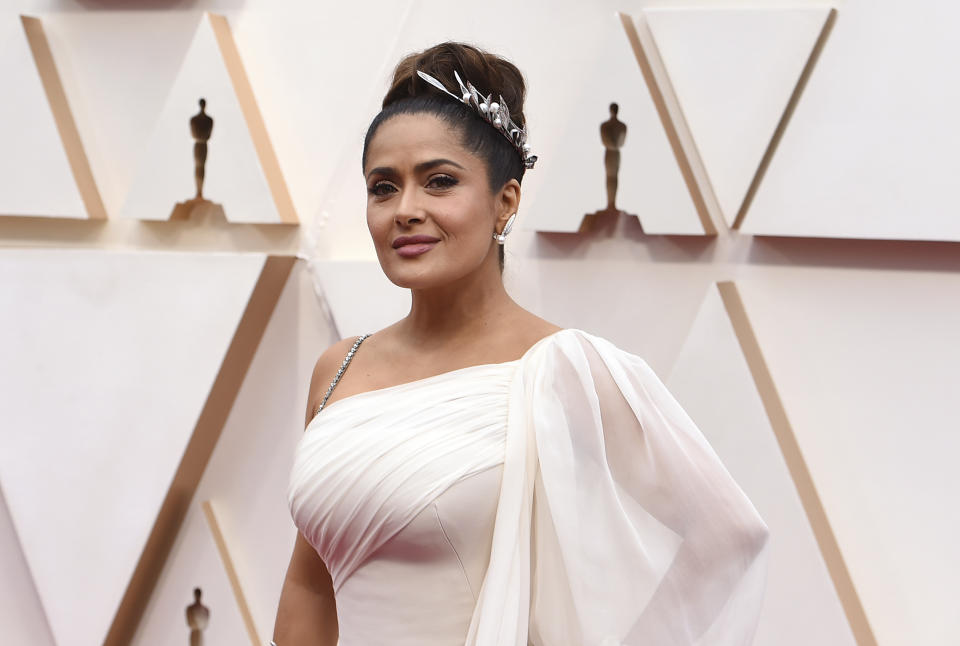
2;1;959;645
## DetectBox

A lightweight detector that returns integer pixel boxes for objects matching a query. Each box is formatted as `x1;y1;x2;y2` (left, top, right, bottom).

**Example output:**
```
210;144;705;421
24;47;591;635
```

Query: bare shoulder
482;310;565;362
310;335;366;384
304;335;370;426
510;311;565;349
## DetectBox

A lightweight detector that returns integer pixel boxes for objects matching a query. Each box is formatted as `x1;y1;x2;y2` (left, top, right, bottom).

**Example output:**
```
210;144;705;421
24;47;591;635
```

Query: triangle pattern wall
645;8;833;227
0;249;266;646
0;15;103;219
120;13;295;224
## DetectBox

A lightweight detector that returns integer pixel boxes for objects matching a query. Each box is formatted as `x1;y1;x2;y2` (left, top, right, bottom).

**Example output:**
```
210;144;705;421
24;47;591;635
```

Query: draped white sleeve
467;329;770;646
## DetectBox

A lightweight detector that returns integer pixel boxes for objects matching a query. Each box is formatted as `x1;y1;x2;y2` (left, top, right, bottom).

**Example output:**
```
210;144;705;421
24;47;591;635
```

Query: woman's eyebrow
366;158;465;180
366;166;393;179
414;158;465;173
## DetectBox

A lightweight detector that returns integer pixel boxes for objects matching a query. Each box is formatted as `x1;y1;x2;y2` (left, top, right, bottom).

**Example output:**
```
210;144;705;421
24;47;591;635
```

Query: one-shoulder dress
287;328;769;646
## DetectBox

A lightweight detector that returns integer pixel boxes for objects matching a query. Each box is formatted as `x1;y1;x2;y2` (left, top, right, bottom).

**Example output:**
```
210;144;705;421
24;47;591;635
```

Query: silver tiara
416;69;538;170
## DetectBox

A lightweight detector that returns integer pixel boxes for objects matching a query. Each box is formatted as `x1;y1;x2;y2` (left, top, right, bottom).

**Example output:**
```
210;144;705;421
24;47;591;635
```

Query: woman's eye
427;175;458;189
368;181;396;196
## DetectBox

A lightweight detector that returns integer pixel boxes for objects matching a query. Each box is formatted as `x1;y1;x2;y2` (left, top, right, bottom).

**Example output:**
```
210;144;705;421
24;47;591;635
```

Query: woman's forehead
364;113;473;170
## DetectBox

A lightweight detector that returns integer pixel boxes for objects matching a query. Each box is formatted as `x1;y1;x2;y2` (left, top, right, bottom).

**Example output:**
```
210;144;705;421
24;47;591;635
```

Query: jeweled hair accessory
416;69;538;170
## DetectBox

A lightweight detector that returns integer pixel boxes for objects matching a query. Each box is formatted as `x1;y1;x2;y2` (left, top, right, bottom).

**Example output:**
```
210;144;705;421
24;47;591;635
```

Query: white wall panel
40;11;207;219
232;3;415;239
131;261;338;645
0;15;86;218
738;269;960;645
0;488;56;646
0;249;266;646
304;260;410;338
132;501;251;646
504;7;704;234
668;284;855;646
645;7;832;226
119;13;283;222
743;0;960;241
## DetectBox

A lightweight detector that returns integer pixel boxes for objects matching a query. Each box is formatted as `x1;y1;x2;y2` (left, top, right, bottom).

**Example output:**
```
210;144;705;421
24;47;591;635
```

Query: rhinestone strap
313;333;371;419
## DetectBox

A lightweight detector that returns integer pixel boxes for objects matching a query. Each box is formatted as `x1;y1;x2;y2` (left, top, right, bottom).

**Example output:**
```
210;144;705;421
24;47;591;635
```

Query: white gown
287;328;770;646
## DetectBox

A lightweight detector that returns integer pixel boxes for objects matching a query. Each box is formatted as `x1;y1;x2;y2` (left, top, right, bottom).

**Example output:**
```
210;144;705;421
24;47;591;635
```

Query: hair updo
362;42;528;273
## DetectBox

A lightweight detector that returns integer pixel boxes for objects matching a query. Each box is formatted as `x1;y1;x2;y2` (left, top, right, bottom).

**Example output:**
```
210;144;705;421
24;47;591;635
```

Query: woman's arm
584;340;770;643
272;341;357;645
524;332;769;645
272;532;338;646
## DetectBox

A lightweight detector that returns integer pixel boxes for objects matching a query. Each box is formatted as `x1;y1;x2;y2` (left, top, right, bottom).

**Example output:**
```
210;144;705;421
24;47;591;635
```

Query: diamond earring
493;213;517;244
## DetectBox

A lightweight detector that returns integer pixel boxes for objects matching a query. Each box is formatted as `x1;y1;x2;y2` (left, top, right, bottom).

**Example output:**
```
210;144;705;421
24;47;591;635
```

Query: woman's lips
395;242;437;257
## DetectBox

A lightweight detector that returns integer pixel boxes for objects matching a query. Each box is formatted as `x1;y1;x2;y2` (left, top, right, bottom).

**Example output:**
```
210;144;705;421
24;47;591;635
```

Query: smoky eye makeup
426;174;458;189
367;172;459;197
367;180;397;196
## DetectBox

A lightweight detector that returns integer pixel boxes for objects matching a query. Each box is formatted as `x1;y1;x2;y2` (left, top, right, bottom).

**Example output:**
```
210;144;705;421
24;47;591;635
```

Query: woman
273;42;769;646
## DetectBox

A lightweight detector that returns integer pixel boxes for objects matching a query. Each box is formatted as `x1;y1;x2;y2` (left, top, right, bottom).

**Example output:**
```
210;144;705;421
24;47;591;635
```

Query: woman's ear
496;179;521;229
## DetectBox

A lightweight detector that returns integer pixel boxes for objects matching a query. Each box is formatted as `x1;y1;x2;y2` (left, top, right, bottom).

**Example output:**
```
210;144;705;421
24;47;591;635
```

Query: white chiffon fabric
287;328;769;646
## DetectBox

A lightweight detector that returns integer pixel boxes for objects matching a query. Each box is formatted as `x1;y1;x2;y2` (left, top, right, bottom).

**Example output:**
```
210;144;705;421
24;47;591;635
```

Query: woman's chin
382;263;465;290
379;252;490;290
381;264;430;288
385;272;443;290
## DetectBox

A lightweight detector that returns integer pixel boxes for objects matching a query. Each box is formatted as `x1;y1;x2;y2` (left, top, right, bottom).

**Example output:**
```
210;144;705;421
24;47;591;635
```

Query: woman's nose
395;211;425;226
394;189;426;226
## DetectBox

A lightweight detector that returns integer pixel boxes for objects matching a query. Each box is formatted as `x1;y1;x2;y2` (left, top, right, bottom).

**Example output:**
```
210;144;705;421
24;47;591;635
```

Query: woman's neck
399;266;517;348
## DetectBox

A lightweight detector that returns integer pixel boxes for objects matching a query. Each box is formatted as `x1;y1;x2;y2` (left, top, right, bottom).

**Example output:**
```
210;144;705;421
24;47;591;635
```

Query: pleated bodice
287;360;518;645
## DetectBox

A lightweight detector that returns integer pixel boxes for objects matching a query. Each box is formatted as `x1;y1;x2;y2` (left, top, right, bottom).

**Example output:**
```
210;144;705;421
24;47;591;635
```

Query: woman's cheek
367;214;391;248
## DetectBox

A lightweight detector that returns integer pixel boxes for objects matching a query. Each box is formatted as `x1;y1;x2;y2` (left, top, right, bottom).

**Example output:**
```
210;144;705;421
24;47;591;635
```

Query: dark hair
362;42;528;272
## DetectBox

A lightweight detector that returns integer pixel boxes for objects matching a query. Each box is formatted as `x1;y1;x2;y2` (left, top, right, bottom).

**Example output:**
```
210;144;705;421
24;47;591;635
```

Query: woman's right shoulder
310;334;374;385
304;334;376;425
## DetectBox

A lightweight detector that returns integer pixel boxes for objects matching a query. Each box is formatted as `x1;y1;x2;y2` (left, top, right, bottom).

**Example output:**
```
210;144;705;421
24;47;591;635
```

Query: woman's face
363;112;517;289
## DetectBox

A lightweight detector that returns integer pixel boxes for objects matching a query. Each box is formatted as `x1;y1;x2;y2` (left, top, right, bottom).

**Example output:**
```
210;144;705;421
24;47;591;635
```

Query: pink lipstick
392;234;440;258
